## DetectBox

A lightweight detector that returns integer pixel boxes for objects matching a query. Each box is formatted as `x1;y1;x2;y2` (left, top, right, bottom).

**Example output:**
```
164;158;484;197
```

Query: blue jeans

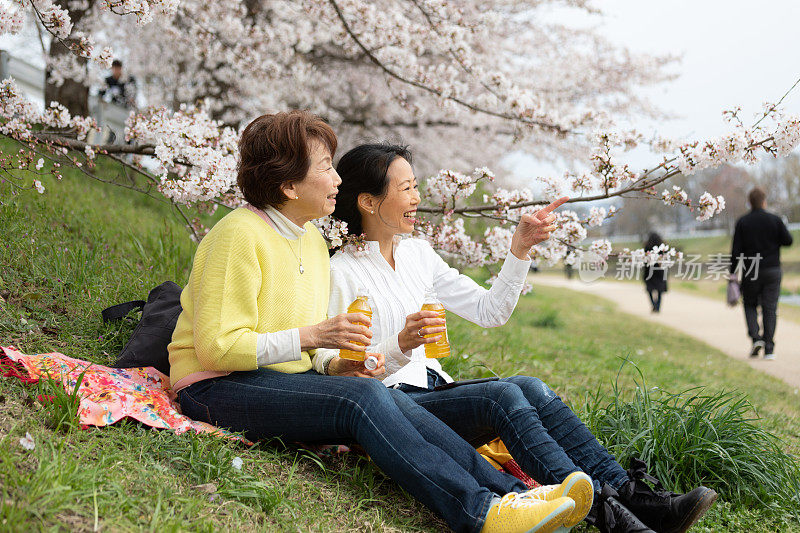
178;368;526;532
399;371;629;492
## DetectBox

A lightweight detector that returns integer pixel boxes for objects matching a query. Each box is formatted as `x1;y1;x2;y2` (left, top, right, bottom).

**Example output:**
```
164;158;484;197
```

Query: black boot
616;458;718;533
586;484;655;533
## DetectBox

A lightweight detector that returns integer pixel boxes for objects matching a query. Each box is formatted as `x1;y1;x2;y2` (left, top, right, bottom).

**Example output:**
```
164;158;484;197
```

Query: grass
37;365;88;433
613;230;800;266
1;140;799;531
582;363;800;517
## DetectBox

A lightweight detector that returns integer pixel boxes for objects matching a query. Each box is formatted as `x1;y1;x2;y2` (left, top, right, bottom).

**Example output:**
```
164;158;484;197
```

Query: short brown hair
748;186;766;209
237;110;337;209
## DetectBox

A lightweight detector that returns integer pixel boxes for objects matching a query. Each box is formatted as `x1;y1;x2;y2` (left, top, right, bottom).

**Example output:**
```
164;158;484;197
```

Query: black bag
102;281;183;375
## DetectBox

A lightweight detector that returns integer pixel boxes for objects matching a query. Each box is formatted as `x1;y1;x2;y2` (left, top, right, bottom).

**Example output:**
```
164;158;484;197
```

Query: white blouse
315;238;531;388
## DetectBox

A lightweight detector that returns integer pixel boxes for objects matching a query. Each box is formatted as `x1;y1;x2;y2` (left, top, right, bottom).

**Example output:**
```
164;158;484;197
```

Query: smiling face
361;156;420;237
281;139;341;224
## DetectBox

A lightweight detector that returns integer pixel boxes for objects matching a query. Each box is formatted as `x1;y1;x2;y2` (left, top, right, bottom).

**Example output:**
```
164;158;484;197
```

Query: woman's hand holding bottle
397;310;446;352
299;312;372;352
328;353;385;378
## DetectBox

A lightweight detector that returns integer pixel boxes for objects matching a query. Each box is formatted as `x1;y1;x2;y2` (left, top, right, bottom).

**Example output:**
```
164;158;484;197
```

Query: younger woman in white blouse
323;143;718;533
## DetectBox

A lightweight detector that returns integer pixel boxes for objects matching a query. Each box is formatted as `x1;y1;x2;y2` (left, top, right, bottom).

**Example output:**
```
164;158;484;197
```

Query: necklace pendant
299;264;304;274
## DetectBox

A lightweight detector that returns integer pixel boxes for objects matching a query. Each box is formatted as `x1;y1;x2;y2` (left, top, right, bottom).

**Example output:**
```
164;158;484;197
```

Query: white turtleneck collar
260;205;307;240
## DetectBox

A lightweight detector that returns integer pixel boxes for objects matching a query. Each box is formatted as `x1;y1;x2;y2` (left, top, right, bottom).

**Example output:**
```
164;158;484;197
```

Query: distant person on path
100;59;137;108
729;187;794;360
643;232;668;313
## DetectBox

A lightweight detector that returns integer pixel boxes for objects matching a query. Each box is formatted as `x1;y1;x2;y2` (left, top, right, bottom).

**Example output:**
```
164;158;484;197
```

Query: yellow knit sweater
168;208;330;385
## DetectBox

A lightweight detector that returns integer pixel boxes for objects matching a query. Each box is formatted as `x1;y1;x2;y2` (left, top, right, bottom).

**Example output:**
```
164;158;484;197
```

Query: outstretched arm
433;197;569;327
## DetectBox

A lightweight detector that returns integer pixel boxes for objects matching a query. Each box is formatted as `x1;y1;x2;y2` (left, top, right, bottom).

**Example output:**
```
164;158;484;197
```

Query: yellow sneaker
480;493;575;533
518;472;594;527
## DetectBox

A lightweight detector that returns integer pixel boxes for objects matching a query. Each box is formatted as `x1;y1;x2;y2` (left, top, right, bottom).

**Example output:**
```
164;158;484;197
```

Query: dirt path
532;274;800;389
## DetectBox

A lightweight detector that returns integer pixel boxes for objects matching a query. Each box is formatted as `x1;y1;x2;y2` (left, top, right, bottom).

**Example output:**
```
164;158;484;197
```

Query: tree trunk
43;0;95;117
44;39;90;117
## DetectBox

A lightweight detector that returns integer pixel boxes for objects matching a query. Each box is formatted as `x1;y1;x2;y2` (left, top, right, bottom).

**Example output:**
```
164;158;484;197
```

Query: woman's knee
348;378;395;410
482;381;531;413
504;375;558;408
178;389;212;423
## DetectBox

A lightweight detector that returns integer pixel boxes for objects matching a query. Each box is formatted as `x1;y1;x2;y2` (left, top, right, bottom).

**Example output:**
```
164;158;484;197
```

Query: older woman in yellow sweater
167;111;577;533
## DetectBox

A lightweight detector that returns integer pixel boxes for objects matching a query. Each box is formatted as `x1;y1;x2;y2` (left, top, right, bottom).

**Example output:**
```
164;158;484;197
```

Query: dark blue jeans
178;368;526;532
399;371;629;492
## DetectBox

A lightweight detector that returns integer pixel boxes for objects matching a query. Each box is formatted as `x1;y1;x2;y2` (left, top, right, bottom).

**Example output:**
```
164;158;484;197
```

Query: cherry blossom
695;192;726;222
0;2;25;35
32;0;73;39
314;216;349;249
587;207;607;227
661;185;689;207
484;226;515;264
19;431;35;450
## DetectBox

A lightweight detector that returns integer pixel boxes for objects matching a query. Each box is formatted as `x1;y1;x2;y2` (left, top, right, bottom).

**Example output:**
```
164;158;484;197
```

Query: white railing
0;49;130;142
0;49;44;105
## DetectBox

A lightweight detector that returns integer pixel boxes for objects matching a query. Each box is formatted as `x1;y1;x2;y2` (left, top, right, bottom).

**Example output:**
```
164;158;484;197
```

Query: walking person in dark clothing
729;187;794;360
643;232;668;313
99;59;137;108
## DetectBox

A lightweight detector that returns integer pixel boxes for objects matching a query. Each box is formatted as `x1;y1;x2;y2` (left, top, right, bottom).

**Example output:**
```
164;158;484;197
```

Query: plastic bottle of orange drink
421;288;450;358
338;290;373;361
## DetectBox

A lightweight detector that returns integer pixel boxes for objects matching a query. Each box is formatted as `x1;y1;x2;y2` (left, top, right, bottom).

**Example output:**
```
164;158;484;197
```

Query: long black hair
333;143;412;236
644;232;663;252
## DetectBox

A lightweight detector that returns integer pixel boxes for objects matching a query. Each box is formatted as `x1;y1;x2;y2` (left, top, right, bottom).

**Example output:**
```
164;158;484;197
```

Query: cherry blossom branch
407;0;511;109
326;0;573;135
2;53;798;269
8;134;204;241
752;76;800;130
27;0;114;67
417;136;775;215
29;132;200;175
31;133;156;155
337;115;516;135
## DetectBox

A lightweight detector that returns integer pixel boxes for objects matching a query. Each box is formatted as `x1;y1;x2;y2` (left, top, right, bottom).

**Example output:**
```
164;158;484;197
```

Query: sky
505;0;800;181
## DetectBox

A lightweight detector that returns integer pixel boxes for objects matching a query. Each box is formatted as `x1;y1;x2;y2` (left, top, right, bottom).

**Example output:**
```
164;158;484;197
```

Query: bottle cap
423;286;438;303
356;286;371;300
364;355;378;371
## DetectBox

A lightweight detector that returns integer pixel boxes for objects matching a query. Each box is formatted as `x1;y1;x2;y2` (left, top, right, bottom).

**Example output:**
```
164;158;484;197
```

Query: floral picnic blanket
1;345;538;487
0;345;249;443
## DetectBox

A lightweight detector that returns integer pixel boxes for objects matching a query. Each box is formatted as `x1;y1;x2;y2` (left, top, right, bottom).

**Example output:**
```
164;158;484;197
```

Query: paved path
531;275;800;389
